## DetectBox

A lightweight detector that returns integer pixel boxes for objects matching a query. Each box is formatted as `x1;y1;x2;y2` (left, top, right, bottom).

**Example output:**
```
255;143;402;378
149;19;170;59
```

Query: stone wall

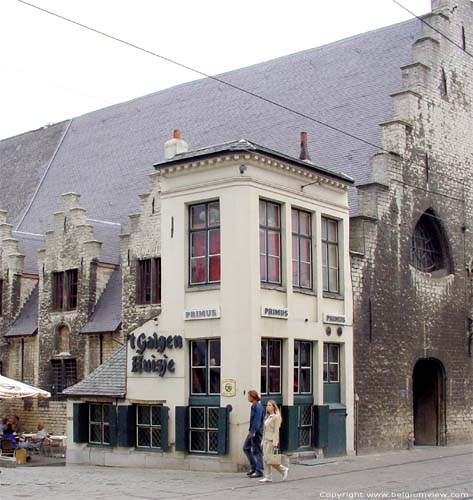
121;171;162;335
352;0;473;451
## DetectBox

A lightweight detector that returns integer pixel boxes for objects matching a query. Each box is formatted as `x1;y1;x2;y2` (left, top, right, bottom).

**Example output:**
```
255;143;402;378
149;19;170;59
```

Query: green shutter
117;405;136;447
175;406;188;452
313;405;329;448
280;406;298;452
160;406;169;451
217;406;231;455
107;404;117;447
73;403;89;443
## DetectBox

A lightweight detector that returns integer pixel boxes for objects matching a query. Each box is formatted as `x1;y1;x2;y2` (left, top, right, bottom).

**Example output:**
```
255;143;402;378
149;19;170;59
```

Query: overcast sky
1;0;431;141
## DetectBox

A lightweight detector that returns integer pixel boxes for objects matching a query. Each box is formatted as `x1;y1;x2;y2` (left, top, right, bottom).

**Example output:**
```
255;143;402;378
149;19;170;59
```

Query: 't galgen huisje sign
128;332;183;377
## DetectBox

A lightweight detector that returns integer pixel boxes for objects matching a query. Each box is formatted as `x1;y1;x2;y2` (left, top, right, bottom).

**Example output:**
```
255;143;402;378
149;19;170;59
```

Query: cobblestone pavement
0;444;471;500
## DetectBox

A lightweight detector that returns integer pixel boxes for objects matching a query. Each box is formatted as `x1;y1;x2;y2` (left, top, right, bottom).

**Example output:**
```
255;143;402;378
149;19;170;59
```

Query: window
189;406;219;454
294;341;312;394
292;209;312;289
136;257;161;305
323;344;340;383
411;211;449;274
322;218;339;293
51;358;77;398
136;405;162;449
298;405;313;448
52;269;78;311
260;200;281;284
89;403;110;445
190;339;221;395
189;201;220;285
261;339;282;395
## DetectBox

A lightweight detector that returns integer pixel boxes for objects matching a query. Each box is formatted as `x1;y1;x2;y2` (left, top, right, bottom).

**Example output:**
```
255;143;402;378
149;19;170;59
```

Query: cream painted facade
67;142;354;471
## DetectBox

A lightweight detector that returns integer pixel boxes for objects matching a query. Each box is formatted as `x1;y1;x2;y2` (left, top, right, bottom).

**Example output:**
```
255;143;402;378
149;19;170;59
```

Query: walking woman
259;400;289;483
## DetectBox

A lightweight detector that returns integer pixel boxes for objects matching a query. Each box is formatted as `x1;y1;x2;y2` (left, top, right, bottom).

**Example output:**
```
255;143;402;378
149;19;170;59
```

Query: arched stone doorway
412;358;446;446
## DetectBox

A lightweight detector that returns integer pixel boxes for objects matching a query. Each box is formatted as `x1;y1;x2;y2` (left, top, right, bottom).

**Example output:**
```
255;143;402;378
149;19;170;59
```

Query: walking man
243;389;265;478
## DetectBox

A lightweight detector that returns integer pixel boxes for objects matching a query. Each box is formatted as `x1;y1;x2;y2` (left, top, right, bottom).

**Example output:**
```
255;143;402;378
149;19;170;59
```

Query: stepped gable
7;19;420;230
63;345;126;398
5;284;38;338
80;267;122;334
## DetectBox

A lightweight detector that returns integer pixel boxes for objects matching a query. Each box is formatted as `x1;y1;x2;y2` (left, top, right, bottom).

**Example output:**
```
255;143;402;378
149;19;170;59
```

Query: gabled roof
63;345;126;398
80;267;122;334
5;284;39;338
1;18;420;231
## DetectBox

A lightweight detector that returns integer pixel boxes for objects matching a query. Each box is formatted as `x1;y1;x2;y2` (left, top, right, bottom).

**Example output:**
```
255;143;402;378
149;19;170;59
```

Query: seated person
19;422;47;451
1;424;17;452
0;417;9;433
12;415;23;435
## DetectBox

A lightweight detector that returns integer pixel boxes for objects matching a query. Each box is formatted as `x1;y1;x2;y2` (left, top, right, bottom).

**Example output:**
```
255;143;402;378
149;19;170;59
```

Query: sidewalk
0;444;471;500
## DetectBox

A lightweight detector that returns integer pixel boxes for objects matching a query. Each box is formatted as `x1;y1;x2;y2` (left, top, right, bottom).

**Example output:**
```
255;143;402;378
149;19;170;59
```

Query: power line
15;0;471;192
15;0;400;158
391;0;473;59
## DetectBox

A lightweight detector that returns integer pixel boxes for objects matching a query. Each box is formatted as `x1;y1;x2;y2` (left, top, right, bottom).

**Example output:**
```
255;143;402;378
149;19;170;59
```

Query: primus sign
128;332;183;377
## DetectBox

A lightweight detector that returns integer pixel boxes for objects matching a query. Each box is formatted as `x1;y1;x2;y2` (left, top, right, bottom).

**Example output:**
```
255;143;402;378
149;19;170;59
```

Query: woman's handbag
265;447;282;465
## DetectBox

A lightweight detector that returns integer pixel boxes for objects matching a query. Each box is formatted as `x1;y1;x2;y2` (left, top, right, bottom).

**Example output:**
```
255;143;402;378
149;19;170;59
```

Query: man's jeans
243;432;264;473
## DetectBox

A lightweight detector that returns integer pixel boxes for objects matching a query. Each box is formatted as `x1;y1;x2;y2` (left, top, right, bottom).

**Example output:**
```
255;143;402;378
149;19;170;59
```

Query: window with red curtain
259;200;281;284
189;201;220;285
136;258;161;305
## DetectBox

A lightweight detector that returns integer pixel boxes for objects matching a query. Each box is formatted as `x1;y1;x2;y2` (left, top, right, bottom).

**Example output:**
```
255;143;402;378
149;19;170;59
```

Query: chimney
299;131;311;162
164;129;189;160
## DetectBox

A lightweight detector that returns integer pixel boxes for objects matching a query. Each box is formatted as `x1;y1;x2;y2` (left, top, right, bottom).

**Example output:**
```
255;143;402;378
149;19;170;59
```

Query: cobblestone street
0;444;471;500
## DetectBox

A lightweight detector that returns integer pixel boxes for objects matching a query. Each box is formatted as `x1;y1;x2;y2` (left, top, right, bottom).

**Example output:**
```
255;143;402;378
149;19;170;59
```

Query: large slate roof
1;18;420;232
63;345;126;398
0;122;69;228
80;267;122;334
5;284;38;338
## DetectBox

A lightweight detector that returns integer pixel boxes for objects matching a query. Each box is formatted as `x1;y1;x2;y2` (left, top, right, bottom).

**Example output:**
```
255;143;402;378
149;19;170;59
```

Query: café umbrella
0;375;51;399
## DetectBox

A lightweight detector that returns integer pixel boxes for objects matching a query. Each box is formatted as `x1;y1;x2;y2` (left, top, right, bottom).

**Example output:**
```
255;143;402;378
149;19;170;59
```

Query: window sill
135;303;162;309
87;443;112;448
260;283;286;293
293;288;317;297
322;292;344;300
186;284;221;293
135;446;166;453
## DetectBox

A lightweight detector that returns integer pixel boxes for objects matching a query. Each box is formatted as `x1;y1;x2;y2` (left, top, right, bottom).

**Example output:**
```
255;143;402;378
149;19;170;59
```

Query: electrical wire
15;0;471;196
14;0;406;158
391;0;473;59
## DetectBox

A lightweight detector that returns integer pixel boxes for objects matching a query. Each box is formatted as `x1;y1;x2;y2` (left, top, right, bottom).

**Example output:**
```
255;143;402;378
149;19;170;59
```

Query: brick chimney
164;129;189;160
299;131;311;162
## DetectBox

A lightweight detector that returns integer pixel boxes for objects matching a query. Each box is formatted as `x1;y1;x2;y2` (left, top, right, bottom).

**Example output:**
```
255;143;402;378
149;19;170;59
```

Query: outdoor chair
1;438;15;457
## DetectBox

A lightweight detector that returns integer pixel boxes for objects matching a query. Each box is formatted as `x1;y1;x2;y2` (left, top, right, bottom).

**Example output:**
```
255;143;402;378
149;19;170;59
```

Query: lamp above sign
261;306;289;320
323;313;346;325
184;307;221;321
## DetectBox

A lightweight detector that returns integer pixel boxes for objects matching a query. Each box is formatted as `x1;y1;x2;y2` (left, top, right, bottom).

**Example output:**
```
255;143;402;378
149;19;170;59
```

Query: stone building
0;0;471;454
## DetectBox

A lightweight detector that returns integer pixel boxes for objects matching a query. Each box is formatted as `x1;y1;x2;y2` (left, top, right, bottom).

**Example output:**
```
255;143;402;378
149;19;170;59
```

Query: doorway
412;358;446;446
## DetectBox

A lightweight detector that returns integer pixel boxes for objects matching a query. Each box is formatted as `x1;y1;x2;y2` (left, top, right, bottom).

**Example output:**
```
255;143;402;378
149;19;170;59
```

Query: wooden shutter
153;257;161;304
174;406;189;452
217;406;230;455
313;405;330;448
136;260;143;304
280;405;298;452
117;405;136;447
106;404;117;447
160;405;169;451
73;403;89;443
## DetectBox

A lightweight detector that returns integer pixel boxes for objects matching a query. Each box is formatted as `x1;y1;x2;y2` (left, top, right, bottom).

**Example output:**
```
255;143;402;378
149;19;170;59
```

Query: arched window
411;211;450;274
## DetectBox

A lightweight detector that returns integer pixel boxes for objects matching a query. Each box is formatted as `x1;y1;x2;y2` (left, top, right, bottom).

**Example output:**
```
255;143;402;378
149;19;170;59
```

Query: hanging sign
323;313;346;325
184;307;221;321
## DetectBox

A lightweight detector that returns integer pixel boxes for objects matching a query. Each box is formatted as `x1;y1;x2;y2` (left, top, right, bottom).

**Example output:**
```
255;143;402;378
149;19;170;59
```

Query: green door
324;404;346;457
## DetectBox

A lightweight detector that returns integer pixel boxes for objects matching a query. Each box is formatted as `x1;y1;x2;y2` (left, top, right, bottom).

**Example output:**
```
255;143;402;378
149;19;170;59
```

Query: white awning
0;375;50;399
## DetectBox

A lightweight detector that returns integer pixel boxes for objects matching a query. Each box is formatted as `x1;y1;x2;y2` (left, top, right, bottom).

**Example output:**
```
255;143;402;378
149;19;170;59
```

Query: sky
1;0;431;141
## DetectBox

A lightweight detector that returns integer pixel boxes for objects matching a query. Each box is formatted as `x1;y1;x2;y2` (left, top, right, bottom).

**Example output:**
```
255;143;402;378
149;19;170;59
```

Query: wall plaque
222;379;236;397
